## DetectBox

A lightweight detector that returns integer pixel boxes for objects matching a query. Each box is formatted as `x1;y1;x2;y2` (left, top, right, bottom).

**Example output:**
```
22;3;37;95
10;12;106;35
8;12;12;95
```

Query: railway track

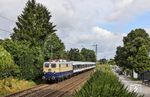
42;71;91;97
5;70;93;97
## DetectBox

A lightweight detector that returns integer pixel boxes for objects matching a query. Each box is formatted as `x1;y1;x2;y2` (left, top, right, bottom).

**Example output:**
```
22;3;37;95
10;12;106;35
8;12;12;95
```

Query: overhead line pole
93;44;98;62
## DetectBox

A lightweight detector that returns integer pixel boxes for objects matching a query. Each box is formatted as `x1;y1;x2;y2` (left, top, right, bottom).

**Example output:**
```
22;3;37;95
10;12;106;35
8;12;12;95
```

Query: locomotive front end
43;62;58;81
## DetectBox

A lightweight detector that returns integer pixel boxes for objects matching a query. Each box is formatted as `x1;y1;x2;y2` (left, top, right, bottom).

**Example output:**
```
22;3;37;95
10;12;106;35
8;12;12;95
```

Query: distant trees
108;59;116;65
68;48;83;61
98;58;107;64
67;48;96;62
81;48;96;62
115;29;150;73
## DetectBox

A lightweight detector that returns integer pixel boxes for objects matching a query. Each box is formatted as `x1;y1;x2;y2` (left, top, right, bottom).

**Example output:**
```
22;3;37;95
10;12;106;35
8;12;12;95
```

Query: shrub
0;77;36;96
74;65;143;97
2;40;44;80
0;45;19;78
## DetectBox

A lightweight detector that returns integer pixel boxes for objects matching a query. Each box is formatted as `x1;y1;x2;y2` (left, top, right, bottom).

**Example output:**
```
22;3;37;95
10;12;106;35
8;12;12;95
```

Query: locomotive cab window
44;63;49;68
51;64;56;68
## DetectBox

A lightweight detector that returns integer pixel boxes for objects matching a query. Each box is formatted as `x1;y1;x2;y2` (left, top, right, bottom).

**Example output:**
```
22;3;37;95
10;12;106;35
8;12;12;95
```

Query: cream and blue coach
43;60;96;82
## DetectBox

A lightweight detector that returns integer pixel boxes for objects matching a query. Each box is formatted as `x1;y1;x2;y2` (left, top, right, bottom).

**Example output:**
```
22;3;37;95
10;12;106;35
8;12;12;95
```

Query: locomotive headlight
42;76;45;80
43;71;46;74
51;76;55;80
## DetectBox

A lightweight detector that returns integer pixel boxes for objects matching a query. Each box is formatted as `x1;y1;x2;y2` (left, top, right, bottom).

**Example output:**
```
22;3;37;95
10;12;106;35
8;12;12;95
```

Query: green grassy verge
0;77;36;97
74;65;143;97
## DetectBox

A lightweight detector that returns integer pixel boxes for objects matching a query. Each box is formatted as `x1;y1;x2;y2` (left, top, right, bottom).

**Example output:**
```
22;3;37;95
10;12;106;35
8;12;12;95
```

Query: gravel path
116;73;150;97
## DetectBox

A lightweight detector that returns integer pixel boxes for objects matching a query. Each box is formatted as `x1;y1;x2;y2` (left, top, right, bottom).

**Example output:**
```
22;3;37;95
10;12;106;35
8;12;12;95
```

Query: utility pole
93;44;98;62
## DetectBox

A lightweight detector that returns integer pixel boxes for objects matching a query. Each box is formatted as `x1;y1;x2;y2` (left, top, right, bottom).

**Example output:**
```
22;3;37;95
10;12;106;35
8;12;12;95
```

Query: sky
0;0;150;59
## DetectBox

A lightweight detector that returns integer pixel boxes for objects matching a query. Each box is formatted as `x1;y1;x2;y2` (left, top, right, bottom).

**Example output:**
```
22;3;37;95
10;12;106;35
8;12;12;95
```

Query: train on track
42;59;96;82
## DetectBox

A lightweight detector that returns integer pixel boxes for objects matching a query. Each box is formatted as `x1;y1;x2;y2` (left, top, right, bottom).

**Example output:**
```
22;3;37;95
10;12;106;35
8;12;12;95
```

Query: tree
115;29;150;73
11;0;56;47
80;48;96;62
11;0;64;60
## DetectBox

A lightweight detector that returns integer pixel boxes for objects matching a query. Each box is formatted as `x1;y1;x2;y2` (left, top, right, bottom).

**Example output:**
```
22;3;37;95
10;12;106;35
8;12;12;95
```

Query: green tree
11;0;56;47
80;48;96;62
11;0;64;61
115;29;150;73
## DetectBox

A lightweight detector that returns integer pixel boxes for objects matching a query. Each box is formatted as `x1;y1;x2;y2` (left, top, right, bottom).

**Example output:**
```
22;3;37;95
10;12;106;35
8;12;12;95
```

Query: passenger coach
42;60;95;82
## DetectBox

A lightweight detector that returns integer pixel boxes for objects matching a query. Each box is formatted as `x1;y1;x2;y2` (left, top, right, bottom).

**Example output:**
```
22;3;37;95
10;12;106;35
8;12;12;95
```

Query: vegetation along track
5;84;50;97
5;70;93;97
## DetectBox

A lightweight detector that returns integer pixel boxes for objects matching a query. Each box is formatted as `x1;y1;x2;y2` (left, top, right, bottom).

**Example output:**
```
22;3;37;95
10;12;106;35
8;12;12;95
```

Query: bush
0;45;19;78
74;65;143;97
0;77;36;96
2;40;44;80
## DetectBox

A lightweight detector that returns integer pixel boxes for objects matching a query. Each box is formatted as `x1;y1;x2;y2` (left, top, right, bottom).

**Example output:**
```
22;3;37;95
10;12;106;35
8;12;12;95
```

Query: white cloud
107;0;150;22
92;27;115;39
145;28;150;35
0;0;150;59
76;27;124;59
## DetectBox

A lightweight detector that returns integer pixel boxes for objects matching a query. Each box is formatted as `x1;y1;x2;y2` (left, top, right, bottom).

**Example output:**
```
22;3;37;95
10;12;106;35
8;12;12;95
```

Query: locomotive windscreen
44;63;49;67
51;64;56;68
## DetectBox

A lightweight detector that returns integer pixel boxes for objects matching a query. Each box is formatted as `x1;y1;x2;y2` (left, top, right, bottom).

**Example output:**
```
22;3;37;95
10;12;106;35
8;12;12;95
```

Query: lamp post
92;44;98;62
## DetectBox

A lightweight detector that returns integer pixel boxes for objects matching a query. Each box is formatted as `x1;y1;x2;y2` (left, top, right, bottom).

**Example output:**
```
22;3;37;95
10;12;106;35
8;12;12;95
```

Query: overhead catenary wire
0;28;12;33
0;14;16;22
0;15;15;34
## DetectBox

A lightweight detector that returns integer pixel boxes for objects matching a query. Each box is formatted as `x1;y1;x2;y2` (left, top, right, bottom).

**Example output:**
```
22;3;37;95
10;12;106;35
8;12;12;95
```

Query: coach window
73;65;75;69
51;64;56;68
66;64;68;67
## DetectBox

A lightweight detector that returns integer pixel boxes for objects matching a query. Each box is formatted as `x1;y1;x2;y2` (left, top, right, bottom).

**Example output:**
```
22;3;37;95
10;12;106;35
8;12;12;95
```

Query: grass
0;77;36;97
74;64;143;97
